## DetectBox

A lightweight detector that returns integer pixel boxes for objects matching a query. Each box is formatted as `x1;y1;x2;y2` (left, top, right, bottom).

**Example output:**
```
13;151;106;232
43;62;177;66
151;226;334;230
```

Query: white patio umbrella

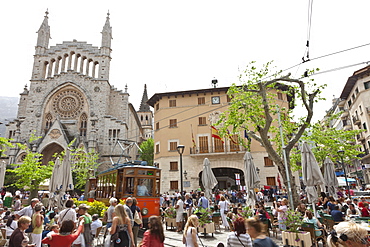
49;157;63;193
0;161;6;189
301;142;325;216
243;152;260;207
201;158;218;200
323;157;339;200
61;149;74;192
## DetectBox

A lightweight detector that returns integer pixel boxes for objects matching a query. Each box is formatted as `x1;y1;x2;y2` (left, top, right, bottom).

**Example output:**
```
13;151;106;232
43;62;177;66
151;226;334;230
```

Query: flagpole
277;105;294;207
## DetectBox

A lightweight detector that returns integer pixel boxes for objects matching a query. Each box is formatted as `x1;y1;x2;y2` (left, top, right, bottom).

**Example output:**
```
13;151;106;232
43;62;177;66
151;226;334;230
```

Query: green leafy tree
10;134;53;199
290;116;364;170
218;61;326;208
71;148;99;190
139;138;154;166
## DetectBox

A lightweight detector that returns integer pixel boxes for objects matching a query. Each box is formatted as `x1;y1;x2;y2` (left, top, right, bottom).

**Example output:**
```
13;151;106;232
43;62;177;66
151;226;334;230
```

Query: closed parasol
201;158;218;200
243;152;260;206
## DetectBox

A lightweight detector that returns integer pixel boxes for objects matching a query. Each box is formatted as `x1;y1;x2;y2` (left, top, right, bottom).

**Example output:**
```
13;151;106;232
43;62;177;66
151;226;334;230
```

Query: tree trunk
276;160;300;209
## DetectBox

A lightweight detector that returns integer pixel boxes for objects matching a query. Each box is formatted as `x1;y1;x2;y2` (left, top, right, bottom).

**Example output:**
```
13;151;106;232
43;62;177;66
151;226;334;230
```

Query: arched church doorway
199;168;245;190
40;143;64;166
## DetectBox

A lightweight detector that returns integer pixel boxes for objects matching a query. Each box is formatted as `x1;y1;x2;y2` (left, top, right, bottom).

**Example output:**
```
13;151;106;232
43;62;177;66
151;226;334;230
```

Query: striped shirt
226;232;253;247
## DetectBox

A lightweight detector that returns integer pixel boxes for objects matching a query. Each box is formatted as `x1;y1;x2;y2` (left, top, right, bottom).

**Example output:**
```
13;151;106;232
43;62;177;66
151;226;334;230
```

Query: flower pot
165;217;176;230
282;231;312;247
197;222;215;237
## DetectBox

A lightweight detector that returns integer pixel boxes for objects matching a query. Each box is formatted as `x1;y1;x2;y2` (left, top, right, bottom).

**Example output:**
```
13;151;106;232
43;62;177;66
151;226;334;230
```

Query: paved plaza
138;225;284;247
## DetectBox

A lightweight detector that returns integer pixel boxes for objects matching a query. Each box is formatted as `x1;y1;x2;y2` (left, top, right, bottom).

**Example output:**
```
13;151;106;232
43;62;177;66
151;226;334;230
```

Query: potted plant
237;205;254;219
164;206;177;230
281;209;312;247
194;207;215;236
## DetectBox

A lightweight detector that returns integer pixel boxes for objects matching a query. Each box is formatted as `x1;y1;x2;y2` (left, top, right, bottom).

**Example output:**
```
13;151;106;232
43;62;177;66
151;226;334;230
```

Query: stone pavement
138;225;284;247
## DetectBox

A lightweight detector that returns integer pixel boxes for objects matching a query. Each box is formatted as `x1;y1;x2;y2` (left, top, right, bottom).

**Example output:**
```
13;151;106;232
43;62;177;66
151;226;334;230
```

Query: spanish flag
211;126;224;142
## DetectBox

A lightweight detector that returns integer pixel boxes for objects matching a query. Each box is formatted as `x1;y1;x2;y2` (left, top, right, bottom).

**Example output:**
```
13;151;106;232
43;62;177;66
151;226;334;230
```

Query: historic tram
94;161;161;224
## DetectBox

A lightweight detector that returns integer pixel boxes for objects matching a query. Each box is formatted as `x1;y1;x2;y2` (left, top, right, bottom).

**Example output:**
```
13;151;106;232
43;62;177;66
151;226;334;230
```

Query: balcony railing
190;145;248;154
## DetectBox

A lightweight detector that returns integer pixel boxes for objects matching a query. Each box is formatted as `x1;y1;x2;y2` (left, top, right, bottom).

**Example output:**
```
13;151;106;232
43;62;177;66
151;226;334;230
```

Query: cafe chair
301;222;326;247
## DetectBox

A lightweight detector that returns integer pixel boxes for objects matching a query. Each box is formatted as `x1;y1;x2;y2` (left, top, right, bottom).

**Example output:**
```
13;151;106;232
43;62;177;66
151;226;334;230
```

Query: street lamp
177;145;185;194
338;150;351;199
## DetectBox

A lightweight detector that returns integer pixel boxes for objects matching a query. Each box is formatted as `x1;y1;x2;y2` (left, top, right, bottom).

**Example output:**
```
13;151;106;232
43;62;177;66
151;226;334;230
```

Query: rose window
52;89;84;118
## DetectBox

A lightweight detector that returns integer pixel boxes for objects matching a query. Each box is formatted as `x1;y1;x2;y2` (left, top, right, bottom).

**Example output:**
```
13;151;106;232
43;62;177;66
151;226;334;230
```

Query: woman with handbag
110;204;135;247
218;196;229;230
140;216;164;247
226;217;252;247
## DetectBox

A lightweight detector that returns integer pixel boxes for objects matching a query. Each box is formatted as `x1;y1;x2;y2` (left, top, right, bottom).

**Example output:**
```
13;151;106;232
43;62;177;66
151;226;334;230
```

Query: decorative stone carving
208;111;222;125
94;86;100;92
49;129;61;139
52;89;84;118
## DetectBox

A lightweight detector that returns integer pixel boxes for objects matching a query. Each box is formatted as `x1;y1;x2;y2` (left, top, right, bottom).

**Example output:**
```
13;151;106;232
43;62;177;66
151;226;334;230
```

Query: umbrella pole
312;202;317;218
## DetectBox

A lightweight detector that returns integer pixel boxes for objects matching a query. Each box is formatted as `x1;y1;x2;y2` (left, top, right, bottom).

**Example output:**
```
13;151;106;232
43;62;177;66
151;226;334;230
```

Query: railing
190;145;248;154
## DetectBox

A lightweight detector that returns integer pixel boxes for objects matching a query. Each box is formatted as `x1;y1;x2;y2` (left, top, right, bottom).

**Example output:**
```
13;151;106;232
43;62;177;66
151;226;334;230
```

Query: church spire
36;9;51;48
101;11;112;48
138;84;150;112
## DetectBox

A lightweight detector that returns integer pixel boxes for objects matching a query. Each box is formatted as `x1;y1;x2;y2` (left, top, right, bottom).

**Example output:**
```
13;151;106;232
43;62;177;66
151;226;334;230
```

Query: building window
214;138;224;152
364;81;370;90
170;161;178;171
170;181;178;190
169;119;177;128
199;136;209;153
156;122;159;130
198;97;205;105
363;122;368;131
198;117;207;126
45;113;53;132
169;100;176;107
155;144;160;153
79;113;87;136
355;87;359;94
348;100;352;107
227;95;232;103
169;141;178;151
277;92;283;100
359;105;363;114
155;103;159;111
264;157;274;167
266;177;276;186
229;134;240;152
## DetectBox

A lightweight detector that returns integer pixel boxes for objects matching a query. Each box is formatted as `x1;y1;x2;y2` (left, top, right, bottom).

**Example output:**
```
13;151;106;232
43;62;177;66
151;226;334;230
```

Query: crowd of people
0;186;369;247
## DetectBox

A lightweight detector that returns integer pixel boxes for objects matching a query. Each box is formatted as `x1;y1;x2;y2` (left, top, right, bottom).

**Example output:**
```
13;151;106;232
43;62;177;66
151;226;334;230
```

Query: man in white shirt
16;198;39;218
91;214;103;237
175;196;184;232
58;199;76;226
106;197;118;228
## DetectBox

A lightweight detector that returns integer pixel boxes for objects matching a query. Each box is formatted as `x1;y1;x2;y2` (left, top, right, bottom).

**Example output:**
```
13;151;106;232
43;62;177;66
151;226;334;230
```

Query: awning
335;171;344;176
337;177;356;186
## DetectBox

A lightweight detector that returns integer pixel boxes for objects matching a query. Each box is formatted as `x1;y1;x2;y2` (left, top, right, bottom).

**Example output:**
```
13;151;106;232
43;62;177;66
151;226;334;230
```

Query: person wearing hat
74;204;93;247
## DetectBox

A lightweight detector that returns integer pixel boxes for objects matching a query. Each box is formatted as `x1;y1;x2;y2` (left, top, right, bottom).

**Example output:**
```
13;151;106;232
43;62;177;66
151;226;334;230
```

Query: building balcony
352;116;361;126
189;145;248;155
343;123;353;131
341;109;349;118
357;132;366;142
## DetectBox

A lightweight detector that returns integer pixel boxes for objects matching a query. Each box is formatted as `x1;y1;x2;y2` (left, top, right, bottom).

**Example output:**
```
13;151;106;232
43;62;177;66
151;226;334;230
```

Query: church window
79;113;87;136
45;113;53;132
141;116;143;121
145;115;148;121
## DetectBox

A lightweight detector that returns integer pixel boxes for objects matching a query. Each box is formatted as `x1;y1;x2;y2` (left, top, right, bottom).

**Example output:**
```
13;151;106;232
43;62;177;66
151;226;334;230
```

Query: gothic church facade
6;11;152;169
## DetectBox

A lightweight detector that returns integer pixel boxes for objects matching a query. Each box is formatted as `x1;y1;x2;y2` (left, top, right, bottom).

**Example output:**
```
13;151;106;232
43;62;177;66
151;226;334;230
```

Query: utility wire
302;0;314;63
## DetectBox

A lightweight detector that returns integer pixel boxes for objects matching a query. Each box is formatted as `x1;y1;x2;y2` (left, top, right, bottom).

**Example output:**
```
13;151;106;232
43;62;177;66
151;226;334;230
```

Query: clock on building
211;96;220;104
